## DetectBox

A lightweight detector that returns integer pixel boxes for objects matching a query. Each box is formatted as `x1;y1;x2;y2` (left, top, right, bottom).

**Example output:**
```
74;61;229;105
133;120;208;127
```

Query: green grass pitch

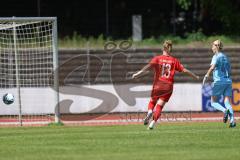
0;122;240;160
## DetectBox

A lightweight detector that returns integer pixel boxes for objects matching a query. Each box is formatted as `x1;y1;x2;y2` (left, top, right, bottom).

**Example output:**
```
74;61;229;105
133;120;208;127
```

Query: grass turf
0;122;240;160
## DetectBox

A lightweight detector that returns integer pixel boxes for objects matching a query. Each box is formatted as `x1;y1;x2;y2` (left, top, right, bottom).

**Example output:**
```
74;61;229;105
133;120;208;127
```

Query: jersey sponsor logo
159;59;173;63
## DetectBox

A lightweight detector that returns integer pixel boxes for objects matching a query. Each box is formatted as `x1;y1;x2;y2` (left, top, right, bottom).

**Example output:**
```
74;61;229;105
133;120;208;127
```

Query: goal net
0;17;59;126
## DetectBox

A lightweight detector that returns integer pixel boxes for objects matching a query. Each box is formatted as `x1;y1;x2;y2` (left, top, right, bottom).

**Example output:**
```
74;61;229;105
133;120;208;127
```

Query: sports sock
148;100;156;111
148;120;155;129
224;100;234;123
147;110;153;115
211;102;226;113
153;104;163;122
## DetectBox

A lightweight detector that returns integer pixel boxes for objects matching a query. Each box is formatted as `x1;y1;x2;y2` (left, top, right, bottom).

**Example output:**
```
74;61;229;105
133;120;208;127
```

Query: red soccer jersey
150;55;184;85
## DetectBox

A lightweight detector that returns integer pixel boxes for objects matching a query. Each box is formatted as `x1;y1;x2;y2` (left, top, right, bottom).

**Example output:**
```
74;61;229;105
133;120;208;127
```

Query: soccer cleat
223;109;229;123
147;126;154;130
229;122;236;128
147;120;155;130
143;113;153;125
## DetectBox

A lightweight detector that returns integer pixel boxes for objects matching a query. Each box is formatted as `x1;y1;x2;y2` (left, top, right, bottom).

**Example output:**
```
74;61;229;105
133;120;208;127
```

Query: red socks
153;105;163;121
148;99;164;122
148;100;155;111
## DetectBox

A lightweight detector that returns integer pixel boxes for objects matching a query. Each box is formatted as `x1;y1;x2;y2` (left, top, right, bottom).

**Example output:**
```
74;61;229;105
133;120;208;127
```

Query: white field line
1;116;240;125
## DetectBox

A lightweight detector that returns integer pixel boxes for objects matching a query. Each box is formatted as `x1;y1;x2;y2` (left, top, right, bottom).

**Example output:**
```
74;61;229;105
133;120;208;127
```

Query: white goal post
0;17;59;126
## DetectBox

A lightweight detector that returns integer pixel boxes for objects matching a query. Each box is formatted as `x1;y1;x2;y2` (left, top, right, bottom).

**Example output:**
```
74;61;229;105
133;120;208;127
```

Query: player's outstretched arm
132;64;151;79
202;64;215;85
182;68;200;80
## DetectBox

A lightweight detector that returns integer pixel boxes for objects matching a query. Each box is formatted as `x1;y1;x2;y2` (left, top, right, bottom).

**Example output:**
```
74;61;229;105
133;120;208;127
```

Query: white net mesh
0;18;58;126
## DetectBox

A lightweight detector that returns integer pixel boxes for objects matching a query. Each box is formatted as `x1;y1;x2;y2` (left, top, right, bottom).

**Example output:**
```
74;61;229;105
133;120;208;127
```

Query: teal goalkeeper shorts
212;83;232;97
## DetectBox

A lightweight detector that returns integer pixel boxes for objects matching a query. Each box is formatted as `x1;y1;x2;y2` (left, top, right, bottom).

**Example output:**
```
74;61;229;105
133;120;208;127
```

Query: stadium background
1;1;240;160
0;0;240;117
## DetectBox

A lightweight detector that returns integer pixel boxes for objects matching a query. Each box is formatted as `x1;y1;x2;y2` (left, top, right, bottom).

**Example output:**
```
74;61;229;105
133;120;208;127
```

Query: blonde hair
213;39;223;50
163;40;172;51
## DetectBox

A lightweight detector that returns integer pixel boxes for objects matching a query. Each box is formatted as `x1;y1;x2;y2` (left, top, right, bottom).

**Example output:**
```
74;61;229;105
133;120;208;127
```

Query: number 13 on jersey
161;63;171;78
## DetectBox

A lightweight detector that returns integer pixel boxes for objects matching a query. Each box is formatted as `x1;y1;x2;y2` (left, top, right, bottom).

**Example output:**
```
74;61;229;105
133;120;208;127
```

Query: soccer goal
0;17;59;126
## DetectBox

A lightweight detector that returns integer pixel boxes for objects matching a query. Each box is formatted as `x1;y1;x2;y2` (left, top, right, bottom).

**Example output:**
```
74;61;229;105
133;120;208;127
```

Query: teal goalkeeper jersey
210;52;232;84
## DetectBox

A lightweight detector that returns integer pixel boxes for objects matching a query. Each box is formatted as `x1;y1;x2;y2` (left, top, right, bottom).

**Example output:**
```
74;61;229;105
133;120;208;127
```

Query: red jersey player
132;40;199;130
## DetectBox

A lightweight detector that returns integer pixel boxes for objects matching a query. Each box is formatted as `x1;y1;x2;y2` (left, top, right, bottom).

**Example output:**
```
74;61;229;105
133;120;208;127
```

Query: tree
177;0;240;35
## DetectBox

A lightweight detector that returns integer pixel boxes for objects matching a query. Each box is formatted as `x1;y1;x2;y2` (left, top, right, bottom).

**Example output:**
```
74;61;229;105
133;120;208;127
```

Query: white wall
0;84;202;115
0;88;56;115
59;84;202;113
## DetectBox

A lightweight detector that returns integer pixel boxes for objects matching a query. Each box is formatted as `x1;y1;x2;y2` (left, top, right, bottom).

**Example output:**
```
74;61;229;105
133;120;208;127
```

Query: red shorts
151;81;173;102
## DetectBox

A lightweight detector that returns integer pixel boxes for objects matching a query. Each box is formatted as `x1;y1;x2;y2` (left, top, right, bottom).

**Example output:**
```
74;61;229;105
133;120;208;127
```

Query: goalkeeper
203;40;236;128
